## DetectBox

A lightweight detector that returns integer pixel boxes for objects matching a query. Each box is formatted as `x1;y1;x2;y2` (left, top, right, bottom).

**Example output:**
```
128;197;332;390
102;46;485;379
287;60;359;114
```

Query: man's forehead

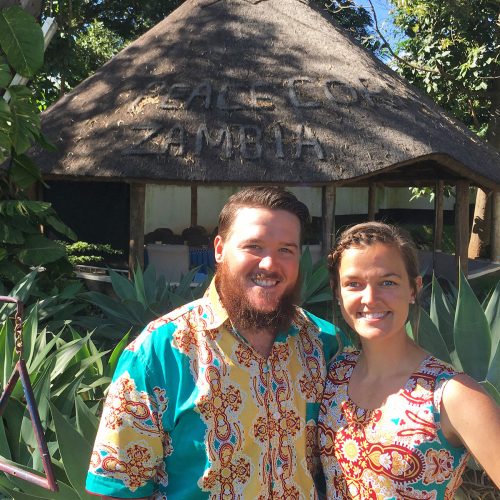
225;207;301;237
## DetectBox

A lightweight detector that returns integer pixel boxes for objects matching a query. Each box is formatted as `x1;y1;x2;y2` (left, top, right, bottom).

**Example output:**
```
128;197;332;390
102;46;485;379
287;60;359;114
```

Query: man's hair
218;186;310;242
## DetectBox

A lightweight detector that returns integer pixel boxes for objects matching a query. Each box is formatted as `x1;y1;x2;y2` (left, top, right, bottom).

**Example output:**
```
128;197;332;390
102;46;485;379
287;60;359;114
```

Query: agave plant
0;306;128;498
414;271;499;403
299;247;333;308
78;264;213;340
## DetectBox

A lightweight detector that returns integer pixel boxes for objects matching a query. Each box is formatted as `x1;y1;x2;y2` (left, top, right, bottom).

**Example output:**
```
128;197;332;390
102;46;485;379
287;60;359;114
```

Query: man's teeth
253;278;278;287
359;312;386;319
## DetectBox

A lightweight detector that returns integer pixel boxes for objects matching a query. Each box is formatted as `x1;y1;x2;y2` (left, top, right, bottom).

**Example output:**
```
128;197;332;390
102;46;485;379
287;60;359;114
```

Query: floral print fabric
86;280;340;499
318;349;469;499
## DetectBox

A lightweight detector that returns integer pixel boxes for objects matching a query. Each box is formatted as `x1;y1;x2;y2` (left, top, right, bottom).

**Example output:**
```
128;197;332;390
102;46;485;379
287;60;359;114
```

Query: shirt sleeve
86;333;170;498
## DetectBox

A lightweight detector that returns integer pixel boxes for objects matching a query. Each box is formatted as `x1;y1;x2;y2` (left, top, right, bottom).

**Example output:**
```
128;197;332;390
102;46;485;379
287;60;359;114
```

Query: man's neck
236;327;278;359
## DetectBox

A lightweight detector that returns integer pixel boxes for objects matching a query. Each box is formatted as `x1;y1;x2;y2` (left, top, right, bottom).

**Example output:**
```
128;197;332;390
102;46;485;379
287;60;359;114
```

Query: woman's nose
361;285;378;304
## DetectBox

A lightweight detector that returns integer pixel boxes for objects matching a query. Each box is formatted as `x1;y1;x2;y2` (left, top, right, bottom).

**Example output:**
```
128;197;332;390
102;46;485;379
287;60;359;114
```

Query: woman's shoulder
419;354;462;381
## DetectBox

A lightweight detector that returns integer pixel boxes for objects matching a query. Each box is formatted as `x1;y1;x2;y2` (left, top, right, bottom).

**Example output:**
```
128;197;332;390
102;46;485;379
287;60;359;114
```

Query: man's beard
215;261;301;335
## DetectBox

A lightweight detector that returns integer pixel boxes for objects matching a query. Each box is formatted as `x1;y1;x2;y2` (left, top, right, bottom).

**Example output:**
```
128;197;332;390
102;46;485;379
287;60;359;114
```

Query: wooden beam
368;183;377;221
492;192;500;263
454;180;470;277
322;185;336;255
433;180;444;252
191;185;198;227
129;183;146;273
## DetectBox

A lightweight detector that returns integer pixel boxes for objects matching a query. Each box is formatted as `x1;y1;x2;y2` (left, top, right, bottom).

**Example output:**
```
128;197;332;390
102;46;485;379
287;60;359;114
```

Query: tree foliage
0;5;76;290
389;0;499;134
34;0;184;108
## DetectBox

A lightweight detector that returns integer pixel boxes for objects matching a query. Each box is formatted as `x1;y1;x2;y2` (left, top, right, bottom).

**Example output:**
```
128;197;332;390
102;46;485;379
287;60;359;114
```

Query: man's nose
259;253;276;270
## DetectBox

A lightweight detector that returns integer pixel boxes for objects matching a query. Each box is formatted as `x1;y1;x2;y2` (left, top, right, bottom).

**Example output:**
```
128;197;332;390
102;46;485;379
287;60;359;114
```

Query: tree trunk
468;189;490;258
469;62;500;260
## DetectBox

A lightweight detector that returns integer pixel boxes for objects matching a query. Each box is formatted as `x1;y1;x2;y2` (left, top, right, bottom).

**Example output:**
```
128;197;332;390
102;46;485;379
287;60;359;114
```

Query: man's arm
101;497;149;500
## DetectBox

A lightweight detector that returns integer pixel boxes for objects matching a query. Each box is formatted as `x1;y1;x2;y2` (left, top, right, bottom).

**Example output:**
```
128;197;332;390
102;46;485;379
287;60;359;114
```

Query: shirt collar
202;278;229;329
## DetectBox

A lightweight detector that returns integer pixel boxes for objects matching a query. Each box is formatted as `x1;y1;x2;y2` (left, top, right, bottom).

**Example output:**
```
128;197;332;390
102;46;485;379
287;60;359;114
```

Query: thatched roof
33;0;500;189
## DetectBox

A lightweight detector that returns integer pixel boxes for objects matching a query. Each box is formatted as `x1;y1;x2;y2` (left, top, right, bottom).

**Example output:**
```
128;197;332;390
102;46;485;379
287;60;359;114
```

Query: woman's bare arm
440;373;500;487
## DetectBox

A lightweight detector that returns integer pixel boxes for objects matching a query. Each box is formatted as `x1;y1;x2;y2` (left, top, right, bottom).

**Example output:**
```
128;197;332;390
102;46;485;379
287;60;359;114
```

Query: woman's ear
412;276;423;302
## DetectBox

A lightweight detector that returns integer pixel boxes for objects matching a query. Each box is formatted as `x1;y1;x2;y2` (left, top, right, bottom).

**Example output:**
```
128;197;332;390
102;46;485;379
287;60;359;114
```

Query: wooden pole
454;180;470;277
433;180;444;252
492;192;500;263
368;183;377;221
322;185;336;255
129;183;146;273
468;188;490;259
191;185;198;227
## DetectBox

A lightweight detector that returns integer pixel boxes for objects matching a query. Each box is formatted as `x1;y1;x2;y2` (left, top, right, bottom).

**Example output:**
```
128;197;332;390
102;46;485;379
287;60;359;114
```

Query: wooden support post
368;183;377;221
322;185;336;255
454;180;470;277
433;180;444;252
129;183;146;274
492;192;500;263
191;185;198;227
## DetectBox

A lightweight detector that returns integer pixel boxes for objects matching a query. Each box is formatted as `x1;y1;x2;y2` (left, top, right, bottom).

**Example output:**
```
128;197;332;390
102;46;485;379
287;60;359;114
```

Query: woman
318;222;500;499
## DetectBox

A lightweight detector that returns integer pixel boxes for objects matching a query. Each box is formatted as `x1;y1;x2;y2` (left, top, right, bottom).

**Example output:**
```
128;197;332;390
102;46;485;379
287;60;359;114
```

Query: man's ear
214;235;224;264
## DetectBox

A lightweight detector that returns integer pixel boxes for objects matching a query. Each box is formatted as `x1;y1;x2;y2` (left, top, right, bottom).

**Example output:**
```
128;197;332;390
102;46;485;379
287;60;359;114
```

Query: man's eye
345;282;360;288
279;247;293;253
382;280;395;286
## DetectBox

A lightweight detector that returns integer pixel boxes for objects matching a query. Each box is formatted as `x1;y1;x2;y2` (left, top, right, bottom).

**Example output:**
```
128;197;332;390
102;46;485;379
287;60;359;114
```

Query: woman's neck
357;334;425;380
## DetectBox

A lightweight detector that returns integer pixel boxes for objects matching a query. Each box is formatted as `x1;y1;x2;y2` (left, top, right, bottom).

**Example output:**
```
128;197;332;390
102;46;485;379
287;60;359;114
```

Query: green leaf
0;6;44;77
484;279;500;365
17;234;66;266
109;268;136;301
0;62;11;88
0;218;25;244
486;340;500;393
7;85;40;155
44;215;77;240
0;459;80;499
51;336;89;379
75;396;99;445
0;99;11;163
11;153;44;189
454;270;491;382
106;330;130;377
429;274;455;352
49;402;94;497
417;308;452;363
132;264;148;306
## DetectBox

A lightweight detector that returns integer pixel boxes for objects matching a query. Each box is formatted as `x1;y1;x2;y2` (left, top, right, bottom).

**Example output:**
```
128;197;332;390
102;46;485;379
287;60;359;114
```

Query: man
86;186;342;499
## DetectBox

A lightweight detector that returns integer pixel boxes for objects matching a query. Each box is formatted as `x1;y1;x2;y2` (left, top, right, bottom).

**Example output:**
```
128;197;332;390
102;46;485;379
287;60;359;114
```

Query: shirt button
263;364;269;373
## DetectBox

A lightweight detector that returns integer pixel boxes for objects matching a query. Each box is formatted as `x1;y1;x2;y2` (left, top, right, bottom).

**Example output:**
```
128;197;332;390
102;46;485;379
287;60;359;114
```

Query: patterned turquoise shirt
86;280;343;499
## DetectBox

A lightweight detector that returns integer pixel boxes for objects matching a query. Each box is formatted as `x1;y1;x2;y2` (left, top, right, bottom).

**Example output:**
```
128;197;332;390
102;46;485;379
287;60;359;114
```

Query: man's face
214;207;301;330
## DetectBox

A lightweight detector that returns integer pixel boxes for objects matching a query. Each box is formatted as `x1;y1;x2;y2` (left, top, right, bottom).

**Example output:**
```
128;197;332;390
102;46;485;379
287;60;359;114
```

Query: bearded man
86;186;342;499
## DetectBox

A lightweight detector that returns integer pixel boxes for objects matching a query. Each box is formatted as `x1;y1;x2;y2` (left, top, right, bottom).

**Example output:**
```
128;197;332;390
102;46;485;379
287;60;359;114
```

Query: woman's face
337;243;420;344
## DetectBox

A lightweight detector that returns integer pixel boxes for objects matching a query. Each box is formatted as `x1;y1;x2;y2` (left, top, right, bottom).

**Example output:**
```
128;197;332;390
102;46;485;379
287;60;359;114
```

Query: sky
356;0;401;46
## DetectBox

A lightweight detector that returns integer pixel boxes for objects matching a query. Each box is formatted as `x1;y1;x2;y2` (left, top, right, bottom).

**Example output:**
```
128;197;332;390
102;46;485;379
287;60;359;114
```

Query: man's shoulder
298;307;336;335
126;296;212;353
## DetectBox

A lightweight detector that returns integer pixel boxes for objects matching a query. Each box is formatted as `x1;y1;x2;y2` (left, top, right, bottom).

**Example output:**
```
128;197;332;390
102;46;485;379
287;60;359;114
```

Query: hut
31;0;500;277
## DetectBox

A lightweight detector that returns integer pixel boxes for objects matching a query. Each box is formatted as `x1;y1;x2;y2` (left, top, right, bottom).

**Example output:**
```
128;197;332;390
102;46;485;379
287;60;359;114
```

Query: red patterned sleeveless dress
318;349;470;499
